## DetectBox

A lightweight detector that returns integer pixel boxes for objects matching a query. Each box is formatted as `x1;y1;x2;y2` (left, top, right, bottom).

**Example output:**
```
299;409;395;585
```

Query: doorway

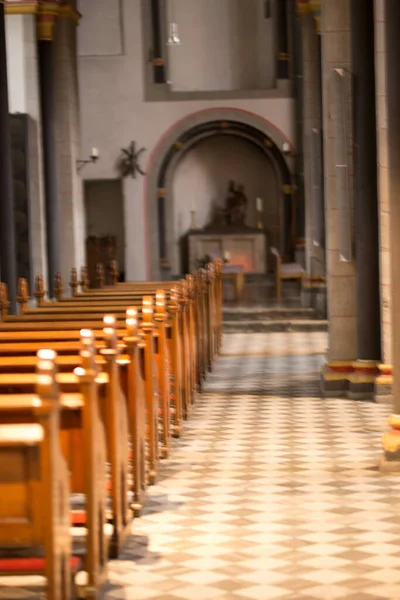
84;179;125;281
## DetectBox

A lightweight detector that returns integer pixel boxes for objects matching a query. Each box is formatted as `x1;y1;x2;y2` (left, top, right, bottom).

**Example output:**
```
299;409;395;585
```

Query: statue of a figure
225;182;248;226
204;180;249;230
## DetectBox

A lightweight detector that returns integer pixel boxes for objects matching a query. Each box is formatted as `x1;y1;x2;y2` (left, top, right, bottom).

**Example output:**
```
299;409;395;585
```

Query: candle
91;147;99;158
256;197;263;212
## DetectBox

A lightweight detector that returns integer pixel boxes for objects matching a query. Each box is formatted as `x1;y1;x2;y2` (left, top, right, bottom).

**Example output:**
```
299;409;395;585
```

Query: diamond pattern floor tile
2;331;400;599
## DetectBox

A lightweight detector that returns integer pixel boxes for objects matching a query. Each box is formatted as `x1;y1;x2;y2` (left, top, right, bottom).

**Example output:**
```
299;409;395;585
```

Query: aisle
102;332;398;600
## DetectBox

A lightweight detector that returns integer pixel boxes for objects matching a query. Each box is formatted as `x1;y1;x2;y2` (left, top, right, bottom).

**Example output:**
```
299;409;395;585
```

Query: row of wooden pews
0;261;222;599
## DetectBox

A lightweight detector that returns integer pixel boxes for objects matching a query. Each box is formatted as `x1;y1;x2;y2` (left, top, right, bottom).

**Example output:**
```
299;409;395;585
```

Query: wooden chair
270;247;305;301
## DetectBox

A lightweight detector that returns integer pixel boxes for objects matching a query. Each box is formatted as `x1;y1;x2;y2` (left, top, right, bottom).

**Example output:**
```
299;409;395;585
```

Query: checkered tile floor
3;332;400;599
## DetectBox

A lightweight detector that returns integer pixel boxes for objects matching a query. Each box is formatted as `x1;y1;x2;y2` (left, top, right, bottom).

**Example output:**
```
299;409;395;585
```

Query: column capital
4;1;80;28
37;2;59;40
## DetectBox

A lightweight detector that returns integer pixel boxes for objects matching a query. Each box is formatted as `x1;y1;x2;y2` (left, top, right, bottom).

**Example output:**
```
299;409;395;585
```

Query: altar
188;230;267;274
187;181;268;274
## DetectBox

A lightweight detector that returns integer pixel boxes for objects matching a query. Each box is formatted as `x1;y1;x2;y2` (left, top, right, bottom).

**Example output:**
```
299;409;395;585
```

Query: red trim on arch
143;106;294;278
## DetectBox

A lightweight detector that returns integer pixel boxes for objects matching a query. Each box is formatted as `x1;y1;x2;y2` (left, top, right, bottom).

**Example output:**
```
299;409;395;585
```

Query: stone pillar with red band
381;0;400;470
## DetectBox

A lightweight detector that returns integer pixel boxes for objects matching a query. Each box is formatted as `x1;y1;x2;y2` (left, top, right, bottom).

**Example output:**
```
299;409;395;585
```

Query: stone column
53;5;86;281
37;7;61;296
300;9;326;314
291;1;306;254
320;0;357;395
0;0;17;311
5;9;47;285
381;0;400;468
276;0;290;79
374;0;393;400
348;0;381;398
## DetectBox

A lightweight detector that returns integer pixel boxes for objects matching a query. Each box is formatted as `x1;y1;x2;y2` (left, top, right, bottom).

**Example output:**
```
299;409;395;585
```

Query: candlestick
190;210;197;230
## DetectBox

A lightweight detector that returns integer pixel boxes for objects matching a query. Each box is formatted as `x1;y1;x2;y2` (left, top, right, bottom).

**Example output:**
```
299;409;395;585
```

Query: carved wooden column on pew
0;283;10;321
54;272;63;301
216;259;223;351
35;350;72;599
186;275;197;393
70;268;79;297
80;267;90;293
154;291;170;458
205;266;214;372
191;274;203;388
178;280;191;415
16;278;30;314
99;316;130;557
124;311;147;517
208;263;218;361
168;288;183;436
197;269;208;380
74;332;108;593
141;298;159;484
34;275;46;307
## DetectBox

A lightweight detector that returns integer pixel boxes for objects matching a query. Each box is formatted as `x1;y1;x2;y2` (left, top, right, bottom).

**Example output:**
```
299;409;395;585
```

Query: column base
320;361;353;397
374;364;393;403
348;360;380;400
380;415;400;472
320;360;381;400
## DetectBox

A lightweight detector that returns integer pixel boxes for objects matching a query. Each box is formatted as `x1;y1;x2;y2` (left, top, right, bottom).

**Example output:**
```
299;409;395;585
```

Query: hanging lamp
166;0;181;45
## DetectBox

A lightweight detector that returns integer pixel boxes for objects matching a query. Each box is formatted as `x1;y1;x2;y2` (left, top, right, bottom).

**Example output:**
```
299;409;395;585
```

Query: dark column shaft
385;0;400;410
351;0;381;361
276;0;289;79
38;39;60;296
292;1;305;239
0;3;17;311
151;0;166;83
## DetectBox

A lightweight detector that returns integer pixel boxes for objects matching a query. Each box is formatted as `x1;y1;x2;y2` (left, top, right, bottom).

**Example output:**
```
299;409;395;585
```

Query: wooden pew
1;292;175;465
3;283;186;438
0;324;147;521
0;321;132;559
59;263;220;376
0;345;107;599
57;275;202;397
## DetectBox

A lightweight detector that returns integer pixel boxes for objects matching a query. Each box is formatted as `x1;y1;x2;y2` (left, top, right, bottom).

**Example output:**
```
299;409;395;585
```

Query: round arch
144;107;295;279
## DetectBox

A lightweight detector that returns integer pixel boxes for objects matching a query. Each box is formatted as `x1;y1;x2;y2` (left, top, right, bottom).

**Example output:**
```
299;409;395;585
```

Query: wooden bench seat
2;291;187;441
0;314;148;512
0;350;101;600
0;324;132;560
0;305;176;464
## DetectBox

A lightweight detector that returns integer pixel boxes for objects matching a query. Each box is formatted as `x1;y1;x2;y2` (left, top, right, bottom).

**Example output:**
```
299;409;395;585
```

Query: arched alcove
170;135;282;274
145;108;294;279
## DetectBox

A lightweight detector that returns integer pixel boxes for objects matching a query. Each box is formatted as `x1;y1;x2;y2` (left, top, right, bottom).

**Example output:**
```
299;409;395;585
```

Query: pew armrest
0;424;43;444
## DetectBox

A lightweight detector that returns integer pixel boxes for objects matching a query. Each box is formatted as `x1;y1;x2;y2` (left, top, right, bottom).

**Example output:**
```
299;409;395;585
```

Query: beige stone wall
374;0;392;366
77;0;295;280
321;0;357;361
